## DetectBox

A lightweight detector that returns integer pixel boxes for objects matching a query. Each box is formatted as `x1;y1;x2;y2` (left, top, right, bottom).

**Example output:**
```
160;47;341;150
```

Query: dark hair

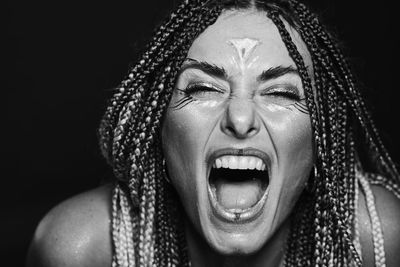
98;0;400;266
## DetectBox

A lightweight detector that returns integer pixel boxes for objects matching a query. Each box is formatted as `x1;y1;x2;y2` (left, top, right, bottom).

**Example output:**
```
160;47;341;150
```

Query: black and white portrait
4;0;400;266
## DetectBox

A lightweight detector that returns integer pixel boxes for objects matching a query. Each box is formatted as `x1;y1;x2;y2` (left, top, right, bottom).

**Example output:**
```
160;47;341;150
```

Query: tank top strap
355;170;387;267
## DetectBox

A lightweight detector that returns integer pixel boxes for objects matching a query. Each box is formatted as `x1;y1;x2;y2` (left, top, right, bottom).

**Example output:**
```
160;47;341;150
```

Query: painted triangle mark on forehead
227;38;261;72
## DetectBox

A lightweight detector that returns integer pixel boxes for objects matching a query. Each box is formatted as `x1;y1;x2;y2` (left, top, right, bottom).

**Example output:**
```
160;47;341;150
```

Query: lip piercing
234;212;241;222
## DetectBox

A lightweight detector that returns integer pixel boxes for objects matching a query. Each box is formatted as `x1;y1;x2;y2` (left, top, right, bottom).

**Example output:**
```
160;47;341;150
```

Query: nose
221;98;260;139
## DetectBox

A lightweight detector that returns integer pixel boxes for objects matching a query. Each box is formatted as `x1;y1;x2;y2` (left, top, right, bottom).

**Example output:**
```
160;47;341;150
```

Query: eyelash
171;83;223;110
184;85;301;99
184;83;223;95
269;90;301;100
261;86;301;101
173;83;302;111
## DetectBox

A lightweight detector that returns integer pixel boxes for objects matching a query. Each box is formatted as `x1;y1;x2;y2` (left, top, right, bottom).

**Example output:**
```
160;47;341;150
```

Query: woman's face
162;10;314;254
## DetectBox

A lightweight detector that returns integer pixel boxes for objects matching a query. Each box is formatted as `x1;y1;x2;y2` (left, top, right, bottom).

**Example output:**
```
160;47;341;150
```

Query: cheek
162;110;196;191
161;100;221;168
267;111;313;187
281;124;313;194
262;112;313;227
161;107;212;204
281;117;313;165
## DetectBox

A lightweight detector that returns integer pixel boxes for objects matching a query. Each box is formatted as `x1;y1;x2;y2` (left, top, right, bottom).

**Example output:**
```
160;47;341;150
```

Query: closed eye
266;90;301;101
184;83;225;98
260;84;302;101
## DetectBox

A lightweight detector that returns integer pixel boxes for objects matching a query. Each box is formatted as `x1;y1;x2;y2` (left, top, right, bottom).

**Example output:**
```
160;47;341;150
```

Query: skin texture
162;10;314;265
26;9;400;267
26;185;113;267
358;186;400;267
26;184;400;267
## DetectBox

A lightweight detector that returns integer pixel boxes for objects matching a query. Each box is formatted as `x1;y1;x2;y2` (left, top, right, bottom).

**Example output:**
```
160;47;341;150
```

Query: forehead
187;10;311;71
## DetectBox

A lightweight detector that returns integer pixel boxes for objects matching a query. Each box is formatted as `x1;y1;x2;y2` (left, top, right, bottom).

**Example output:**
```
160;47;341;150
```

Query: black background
4;0;400;266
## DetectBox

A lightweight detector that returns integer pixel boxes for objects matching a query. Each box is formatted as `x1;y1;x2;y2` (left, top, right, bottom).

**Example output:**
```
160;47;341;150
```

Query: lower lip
207;184;270;224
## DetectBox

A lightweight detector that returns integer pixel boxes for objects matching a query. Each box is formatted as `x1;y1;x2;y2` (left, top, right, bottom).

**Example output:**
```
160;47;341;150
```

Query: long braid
113;1;220;206
291;1;399;264
290;0;399;180
111;2;204;183
102;1;222;266
132;14;222;265
287;3;373;265
99;0;196;161
369;174;400;199
267;5;366;266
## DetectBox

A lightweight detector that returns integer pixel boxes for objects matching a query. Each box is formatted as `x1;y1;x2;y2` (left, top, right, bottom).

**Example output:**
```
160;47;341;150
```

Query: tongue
215;178;263;210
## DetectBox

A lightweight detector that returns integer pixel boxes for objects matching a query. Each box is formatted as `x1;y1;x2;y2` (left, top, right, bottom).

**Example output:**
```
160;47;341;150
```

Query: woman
27;0;400;266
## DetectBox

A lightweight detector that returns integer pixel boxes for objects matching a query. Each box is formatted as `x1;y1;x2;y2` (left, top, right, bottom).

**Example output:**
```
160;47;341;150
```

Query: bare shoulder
358;182;400;267
26;184;114;267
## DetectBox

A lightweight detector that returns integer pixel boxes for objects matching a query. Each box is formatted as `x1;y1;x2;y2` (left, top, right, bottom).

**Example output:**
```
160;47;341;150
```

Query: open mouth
208;153;270;222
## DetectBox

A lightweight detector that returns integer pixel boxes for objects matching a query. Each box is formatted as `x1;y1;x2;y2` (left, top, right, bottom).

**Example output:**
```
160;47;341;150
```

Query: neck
184;216;291;267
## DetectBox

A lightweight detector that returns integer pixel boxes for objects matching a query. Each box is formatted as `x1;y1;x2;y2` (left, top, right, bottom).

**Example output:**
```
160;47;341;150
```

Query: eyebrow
179;58;228;79
257;66;299;82
180;58;298;81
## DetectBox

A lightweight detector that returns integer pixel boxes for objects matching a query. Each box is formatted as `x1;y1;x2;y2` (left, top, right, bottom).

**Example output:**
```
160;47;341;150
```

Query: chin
207;230;269;255
198;195;277;257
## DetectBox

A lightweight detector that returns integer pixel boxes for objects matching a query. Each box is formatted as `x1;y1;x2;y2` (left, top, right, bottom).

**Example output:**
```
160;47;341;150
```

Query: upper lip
207;147;271;167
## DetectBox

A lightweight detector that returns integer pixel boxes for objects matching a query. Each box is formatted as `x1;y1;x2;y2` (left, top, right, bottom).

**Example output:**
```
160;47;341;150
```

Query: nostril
221;100;261;138
225;124;258;139
247;126;258;136
243;126;258;138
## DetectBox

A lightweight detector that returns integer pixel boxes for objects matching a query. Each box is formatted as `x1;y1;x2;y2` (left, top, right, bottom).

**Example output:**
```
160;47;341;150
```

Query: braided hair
98;0;400;266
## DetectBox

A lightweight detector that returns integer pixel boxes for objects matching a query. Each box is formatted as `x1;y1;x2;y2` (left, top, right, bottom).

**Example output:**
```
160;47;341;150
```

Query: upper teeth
213;156;266;171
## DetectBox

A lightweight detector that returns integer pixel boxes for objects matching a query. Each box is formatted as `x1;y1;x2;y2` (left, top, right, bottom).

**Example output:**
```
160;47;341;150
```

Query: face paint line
227;38;261;73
